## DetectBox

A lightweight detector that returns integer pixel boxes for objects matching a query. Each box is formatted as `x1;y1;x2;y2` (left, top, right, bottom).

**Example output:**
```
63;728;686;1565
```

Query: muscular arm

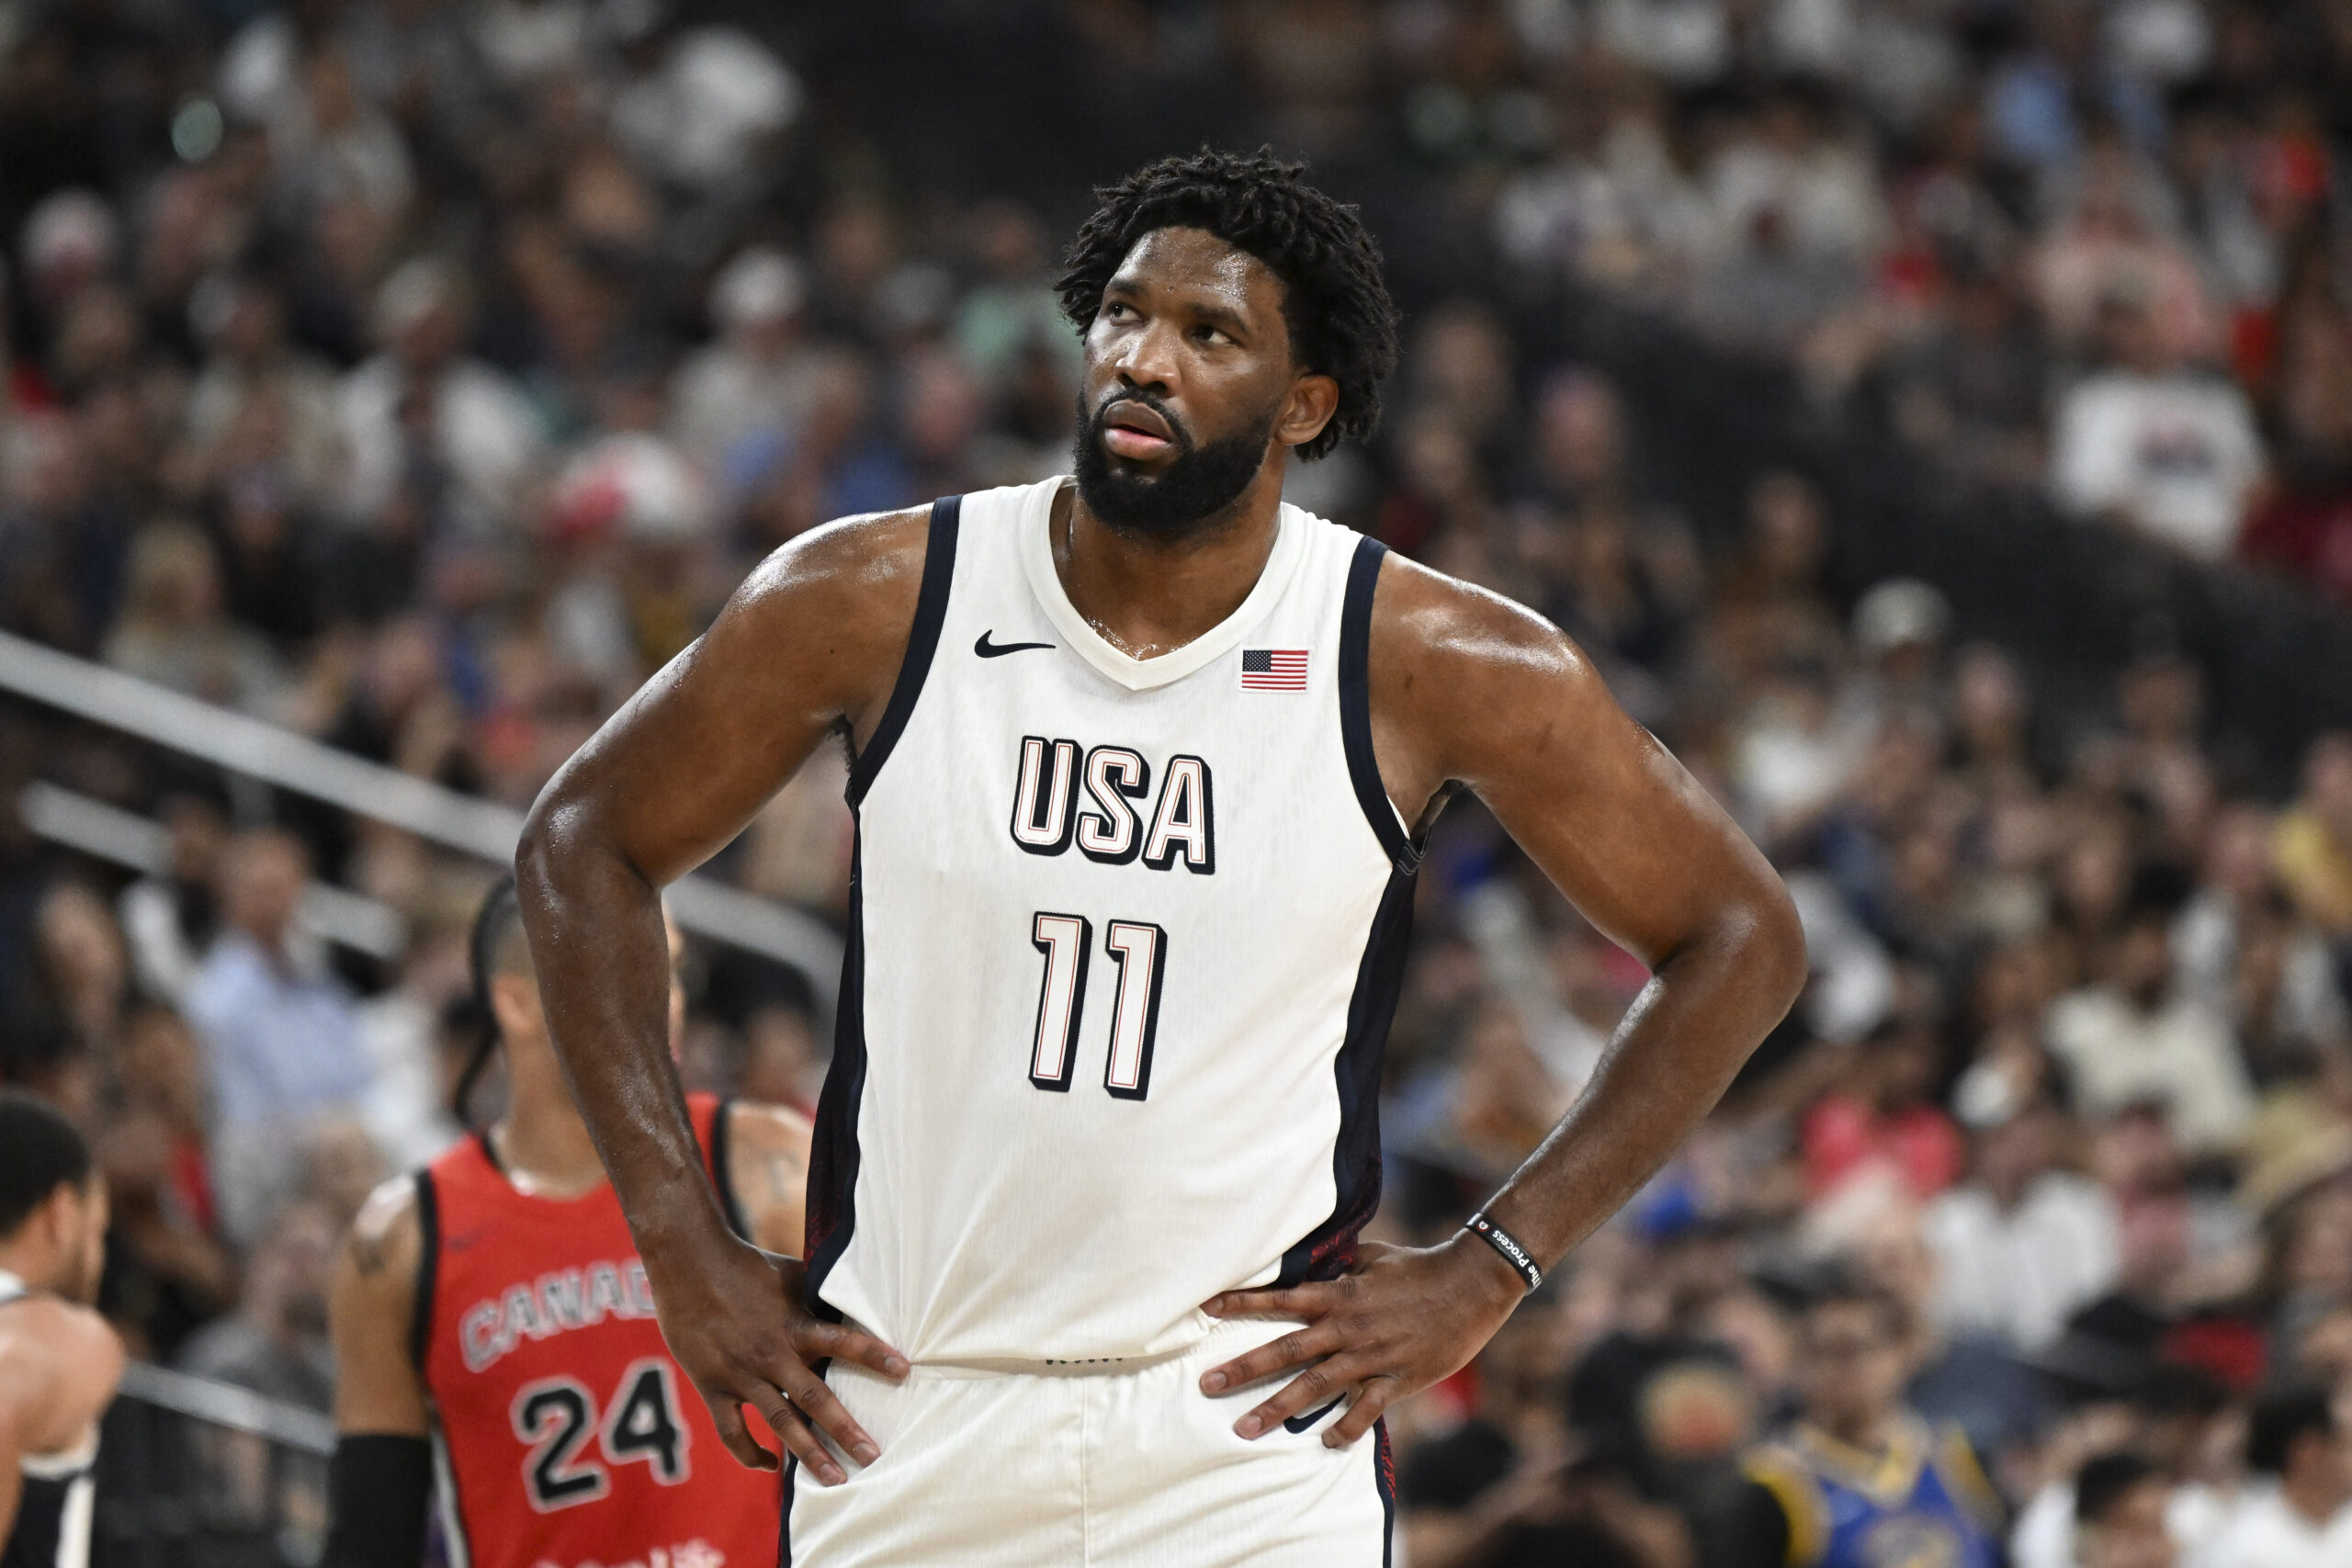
1205;554;1805;1441
1371;554;1807;1270
725;1101;812;1258
515;510;928;1483
329;1177;428;1440
324;1178;433;1568
0;1301;122;1540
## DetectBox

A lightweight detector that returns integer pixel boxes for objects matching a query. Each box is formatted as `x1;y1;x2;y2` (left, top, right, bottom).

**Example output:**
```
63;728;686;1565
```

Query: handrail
117;1360;337;1455
0;630;842;1007
20;781;409;960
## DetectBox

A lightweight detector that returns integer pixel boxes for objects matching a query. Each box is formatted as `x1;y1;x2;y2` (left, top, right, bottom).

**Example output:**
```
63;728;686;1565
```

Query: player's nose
1110;318;1182;395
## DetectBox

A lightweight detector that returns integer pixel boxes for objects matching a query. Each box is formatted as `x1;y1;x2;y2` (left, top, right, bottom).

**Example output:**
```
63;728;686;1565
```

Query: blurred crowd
1446;0;2352;587
2;1;2352;1566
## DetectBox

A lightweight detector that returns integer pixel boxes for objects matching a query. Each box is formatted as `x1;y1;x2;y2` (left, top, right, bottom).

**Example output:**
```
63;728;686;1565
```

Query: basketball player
0;1091;121;1568
323;881;810;1568
516;148;1809;1563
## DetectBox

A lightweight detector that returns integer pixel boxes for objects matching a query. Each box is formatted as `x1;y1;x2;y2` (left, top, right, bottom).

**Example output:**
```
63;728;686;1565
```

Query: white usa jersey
804;476;1419;1364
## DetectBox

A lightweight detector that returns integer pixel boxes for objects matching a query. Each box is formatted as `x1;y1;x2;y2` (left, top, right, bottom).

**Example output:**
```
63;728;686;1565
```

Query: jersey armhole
707;1097;755;1243
408;1171;438;1376
1339;536;1419;874
1743;1450;1826;1567
846;494;962;807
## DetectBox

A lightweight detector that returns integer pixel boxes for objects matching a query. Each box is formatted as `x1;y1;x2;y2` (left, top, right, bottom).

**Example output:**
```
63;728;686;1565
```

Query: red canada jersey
418;1095;780;1568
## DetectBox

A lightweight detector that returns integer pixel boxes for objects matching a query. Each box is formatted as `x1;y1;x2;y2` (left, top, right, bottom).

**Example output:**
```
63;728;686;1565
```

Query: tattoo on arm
351;1233;389;1278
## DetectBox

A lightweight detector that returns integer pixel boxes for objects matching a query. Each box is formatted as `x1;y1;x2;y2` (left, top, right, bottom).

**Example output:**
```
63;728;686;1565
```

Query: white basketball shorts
782;1317;1395;1566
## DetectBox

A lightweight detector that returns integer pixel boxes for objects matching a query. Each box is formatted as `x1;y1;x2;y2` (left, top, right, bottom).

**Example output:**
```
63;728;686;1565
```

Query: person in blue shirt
182;829;370;1244
1744;1278;2006;1568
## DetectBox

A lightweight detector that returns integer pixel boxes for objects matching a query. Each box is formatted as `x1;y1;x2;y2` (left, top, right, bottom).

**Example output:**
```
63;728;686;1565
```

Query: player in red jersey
322;880;809;1568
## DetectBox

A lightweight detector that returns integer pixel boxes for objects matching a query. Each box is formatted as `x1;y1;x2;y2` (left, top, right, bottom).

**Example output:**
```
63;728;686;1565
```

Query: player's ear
489;970;545;1040
1276;372;1339;452
36;1179;76;1254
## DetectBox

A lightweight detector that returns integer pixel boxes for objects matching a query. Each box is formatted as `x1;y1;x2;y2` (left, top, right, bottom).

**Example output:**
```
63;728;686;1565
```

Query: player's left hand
1196;1233;1527;1447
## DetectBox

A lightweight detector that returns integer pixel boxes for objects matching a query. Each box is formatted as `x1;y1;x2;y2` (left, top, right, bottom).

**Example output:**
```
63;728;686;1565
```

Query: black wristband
1464;1213;1543;1292
325;1433;432;1568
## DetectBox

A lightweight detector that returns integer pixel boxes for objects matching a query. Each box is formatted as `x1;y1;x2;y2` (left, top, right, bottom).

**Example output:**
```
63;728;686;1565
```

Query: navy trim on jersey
1277;864;1416;1285
1339;536;1418;874
804;834;870;1312
708;1098;753;1242
847;495;963;807
815;493;957;1287
410;1170;439;1375
1375;1418;1397;1568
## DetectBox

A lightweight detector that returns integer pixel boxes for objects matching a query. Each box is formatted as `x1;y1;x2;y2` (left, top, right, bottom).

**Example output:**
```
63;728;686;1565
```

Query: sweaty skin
516;224;1807;1484
0;1296;121;1541
0;1173;122;1544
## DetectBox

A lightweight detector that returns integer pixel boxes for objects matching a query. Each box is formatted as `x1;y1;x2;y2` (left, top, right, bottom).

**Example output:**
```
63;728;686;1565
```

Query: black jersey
0;1275;96;1568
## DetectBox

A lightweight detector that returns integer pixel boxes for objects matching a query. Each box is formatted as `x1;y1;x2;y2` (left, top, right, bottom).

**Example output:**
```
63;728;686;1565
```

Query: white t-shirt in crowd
2043;988;2256;1156
2196;1488;2352;1568
2050;368;2264;558
2012;1478;2233;1568
1923;1171;2120;1351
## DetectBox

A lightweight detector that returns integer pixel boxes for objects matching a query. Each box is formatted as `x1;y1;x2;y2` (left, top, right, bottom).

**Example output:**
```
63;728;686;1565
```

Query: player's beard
1071;388;1279;540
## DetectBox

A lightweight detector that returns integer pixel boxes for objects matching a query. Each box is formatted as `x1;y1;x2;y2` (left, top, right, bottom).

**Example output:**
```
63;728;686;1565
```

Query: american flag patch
1241;649;1308;691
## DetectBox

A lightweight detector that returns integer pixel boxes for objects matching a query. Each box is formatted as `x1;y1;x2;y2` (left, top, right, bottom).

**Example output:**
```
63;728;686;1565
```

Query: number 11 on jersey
1028;912;1168;1099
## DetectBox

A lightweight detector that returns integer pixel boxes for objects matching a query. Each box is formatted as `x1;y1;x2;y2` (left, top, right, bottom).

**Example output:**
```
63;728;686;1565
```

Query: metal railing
97;1362;337;1568
20;782;409;961
0;629;842;1010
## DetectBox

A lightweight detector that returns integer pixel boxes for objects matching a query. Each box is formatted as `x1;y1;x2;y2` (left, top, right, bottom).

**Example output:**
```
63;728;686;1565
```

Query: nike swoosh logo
1283;1396;1344;1434
975;632;1056;658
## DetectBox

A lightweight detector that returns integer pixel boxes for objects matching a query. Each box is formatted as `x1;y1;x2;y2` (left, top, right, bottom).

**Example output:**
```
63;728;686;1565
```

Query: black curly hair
1056;147;1401;462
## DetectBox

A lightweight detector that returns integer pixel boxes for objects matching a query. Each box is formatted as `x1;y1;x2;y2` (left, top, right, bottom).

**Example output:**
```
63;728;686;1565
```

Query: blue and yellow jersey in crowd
1743;1415;2004;1568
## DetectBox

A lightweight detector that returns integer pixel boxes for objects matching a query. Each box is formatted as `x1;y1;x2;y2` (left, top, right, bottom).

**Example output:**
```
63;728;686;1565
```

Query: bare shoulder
1367;548;1593;691
1364;549;1616;809
345;1172;424;1290
0;1296;122;1373
331;1173;432;1430
0;1297;123;1442
524;505;939;885
725;1098;813;1157
725;1099;812;1257
690;505;936;738
726;507;933;647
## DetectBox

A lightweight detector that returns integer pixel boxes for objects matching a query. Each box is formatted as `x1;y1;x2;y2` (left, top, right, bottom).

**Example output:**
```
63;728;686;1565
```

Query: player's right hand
645;1233;909;1485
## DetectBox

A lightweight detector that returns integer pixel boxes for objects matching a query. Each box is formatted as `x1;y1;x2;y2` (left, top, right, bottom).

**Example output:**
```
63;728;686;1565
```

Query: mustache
1086;388;1193;452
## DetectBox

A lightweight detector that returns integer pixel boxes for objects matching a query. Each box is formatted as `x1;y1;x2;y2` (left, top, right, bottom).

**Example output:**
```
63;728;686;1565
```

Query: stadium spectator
2043;869;2256;1154
2272;733;2352;940
333;256;545;539
2048;293;2264;560
2199;1384;2352;1567
183;829;368;1245
2070;1451;2175;1568
1924;1092;2120;1350
175;1201;335;1415
1743;1280;2004;1566
117;786;230;1006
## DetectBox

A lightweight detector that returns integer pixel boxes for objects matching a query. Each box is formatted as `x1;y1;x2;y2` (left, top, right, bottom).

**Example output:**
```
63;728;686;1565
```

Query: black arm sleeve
324;1433;433;1568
